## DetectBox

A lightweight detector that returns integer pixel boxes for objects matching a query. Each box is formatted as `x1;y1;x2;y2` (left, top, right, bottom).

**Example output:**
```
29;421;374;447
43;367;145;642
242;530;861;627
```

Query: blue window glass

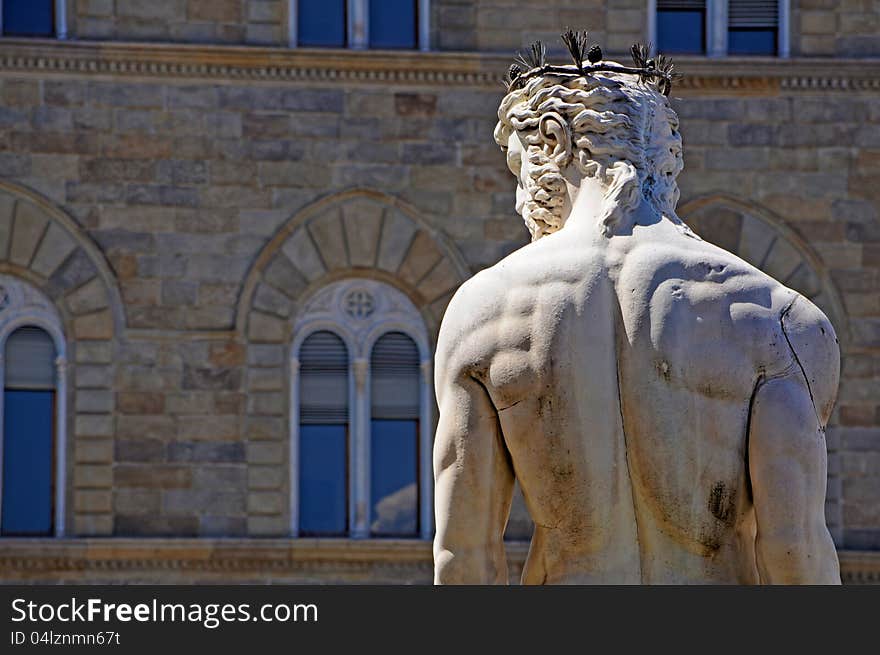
370;419;418;536
370;332;419;536
298;0;346;47
369;0;417;49
728;29;776;55
298;331;349;536
2;0;54;37
657;9;705;54
2;326;56;536
2;391;54;535
299;424;348;535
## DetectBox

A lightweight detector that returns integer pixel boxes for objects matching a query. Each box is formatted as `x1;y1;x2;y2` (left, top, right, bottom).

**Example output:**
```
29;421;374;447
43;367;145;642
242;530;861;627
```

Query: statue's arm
748;372;839;584
433;369;515;584
749;298;841;584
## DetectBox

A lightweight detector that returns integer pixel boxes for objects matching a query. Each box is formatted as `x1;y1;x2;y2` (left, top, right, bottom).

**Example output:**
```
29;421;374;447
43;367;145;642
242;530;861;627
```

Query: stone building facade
0;1;878;583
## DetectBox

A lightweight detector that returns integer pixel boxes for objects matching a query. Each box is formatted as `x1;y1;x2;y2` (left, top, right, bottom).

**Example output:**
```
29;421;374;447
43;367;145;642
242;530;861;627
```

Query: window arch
0;274;67;537
290;278;432;539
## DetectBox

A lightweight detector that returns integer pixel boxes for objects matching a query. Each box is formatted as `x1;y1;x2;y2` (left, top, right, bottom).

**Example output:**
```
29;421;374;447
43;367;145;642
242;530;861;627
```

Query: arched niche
678;194;847;340
0;182;122;339
238;188;470;343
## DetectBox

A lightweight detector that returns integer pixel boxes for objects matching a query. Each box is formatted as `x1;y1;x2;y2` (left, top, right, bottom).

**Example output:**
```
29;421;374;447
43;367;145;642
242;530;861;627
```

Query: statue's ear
537;112;573;166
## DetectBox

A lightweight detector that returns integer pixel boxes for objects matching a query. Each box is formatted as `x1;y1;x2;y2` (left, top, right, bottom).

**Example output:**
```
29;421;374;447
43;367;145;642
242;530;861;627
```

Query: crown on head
504;29;680;96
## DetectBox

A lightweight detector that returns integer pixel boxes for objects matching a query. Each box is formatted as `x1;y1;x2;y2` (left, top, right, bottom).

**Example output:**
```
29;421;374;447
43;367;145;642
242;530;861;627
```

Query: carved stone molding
0;540;874;584
0;39;877;94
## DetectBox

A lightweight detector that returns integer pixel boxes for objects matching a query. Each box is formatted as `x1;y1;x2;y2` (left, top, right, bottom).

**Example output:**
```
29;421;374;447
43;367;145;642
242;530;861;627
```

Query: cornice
0;539;875;584
0;39;878;93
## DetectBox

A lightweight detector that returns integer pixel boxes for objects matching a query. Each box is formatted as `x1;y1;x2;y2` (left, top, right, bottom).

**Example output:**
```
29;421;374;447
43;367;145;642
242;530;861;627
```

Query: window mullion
778;0;790;57
351;357;370;537
707;0;728;57
350;0;369;49
289;357;301;536
419;359;433;540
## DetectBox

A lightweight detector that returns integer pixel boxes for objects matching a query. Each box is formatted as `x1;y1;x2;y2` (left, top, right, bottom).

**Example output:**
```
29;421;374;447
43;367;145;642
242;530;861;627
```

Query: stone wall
71;0;286;45
794;0;880;57
0;32;877;568
60;2;880;58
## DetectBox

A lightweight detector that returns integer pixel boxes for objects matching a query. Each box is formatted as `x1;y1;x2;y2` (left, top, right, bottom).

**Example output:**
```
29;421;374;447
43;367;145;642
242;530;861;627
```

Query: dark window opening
298;331;350;536
2;0;55;38
657;8;706;55
298;0;347;48
1;326;57;537
728;27;777;55
369;0;418;50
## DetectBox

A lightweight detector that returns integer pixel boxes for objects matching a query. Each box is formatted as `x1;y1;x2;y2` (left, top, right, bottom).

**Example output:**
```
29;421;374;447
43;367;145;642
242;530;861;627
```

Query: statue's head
494;38;684;240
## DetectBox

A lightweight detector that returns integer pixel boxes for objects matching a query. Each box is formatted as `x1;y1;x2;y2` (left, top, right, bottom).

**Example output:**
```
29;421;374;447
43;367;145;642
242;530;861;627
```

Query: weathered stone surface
376;211;417;273
75;438;114;464
182;365;242;391
167;441;245;463
342;201;383;267
65;277;110;314
74;310;114;340
247;312;286;344
308;212;348;271
114;464;191;488
115;438;166;463
9;201;48;267
75;390;115;414
247;344;285;367
398;230;443;285
263;253;308;299
117;392;165;415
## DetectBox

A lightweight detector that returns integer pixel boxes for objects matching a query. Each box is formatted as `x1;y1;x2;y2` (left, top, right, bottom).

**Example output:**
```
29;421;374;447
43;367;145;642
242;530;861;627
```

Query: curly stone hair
494;66;685;239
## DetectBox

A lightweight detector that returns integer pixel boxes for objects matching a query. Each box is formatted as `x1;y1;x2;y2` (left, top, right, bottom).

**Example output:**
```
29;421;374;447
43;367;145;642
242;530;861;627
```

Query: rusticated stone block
114;464;192;488
209;341;246;367
182;365;243;391
73;514;113;536
117;391;165;415
75;464;113;489
113;488;160;515
167;441;245;463
177;415;240;441
75;390;115;414
114;516;198;536
248;465;284;490
75;438;113;464
73;310;114;340
115;438;166;463
74;366;115;395
116;415;175;440
9;201;48;267
247;312;287;344
163;489;246;516
248;491;283;515
244;416;285;440
75;489;112;513
64;277;109;315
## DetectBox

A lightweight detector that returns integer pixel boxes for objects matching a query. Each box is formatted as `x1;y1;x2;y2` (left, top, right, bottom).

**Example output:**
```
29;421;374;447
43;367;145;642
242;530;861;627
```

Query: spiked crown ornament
503;29;681;96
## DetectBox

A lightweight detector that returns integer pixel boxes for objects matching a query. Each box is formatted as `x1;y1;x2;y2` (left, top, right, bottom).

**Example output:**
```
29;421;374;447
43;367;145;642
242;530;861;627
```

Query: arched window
290;279;432;539
0;274;68;537
370;332;420;537
298;330;350;536
2;327;56;535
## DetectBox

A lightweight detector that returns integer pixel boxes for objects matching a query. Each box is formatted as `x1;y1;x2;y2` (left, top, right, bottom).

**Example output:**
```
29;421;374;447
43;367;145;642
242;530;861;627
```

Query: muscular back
433;215;840;584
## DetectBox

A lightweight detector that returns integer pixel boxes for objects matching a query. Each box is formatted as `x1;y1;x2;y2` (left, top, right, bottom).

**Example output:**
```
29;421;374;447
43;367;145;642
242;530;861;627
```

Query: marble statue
433;34;841;584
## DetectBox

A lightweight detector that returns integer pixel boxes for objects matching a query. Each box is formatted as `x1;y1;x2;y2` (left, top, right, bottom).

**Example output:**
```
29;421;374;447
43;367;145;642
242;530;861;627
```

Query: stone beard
493;67;685;240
